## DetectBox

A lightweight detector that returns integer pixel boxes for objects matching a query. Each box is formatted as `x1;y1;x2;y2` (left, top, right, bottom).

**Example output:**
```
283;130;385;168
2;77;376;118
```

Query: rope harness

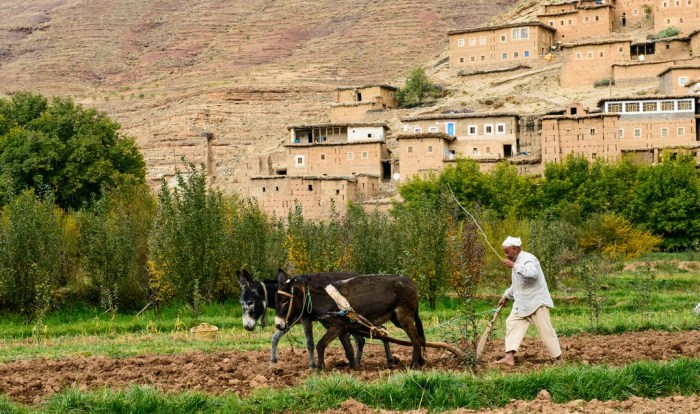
276;282;312;329
324;284;388;338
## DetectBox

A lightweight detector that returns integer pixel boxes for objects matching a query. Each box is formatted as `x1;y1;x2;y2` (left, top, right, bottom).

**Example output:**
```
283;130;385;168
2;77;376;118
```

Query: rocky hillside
0;0;516;192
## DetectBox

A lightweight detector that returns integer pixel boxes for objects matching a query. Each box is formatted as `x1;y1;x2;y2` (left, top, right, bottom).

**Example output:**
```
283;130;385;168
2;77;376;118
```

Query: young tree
396;68;442;108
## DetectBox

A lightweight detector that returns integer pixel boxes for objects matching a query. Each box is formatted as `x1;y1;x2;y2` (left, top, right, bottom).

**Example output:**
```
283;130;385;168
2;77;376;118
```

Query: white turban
502;236;522;247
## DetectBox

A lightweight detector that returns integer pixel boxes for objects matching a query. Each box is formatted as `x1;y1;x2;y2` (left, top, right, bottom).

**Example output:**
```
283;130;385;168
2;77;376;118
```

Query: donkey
275;272;426;370
237;269;395;368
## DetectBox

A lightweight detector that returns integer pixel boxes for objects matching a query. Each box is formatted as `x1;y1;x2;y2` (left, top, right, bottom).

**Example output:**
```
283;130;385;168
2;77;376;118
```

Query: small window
663;1;668;7
320;153;326;160
428;126;438;132
362;151;368;159
599;51;604;58
524;50;530;57
469;38;476;46
480;36;486;44
666;18;671;23
458;38;465;47
643;102;658;112
678;100;692;110
549;21;554;26
633;9;639;15
367;133;373;138
468;125;477;135
500;35;506;42
459;57;464;63
590;128;596;135
347;152;354;160
661;101;675;111
485;146;490;153
634;128;642;137
618;46;623;53
481;55;485;61
595;15;600;21
576;52;582;60
484;124;494;134
502;52;508;59
608;103;623;112
472;148;478;154
568;19;572;25
587;51;594;59
295;155;305;166
470;56;475;62
584;16;589;23
626;102;640;112
427;145;433;153
496;123;506;134
275;186;279;191
618;128;624;138
661;128;669;137
262;187;266;193
514;51;519;58
678;127;685;136
413;127;423;133
308;184;313;191
407;146;413;153
336;189;340;195
679;76;688;86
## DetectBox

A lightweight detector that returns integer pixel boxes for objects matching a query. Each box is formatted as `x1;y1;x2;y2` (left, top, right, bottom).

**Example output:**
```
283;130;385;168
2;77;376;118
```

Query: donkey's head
274;269;306;331
237;269;267;331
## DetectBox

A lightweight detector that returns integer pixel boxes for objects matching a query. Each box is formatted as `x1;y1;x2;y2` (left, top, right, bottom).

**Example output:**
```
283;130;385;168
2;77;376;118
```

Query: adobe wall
617;114;698;148
539;7;613;43
397;137;450;183
336;86;397;107
651;38;691;61
330;102;377;123
286;141;387;177
654;0;700;34
690;31;700;55
544;2;577;14
541;115;621;163
613;60;675;84
659;67;700;94
450;26;554;69
613;0;652;31
561;41;630;87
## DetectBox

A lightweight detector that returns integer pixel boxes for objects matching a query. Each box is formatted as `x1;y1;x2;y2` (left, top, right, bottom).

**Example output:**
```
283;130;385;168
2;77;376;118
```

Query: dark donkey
237;269;395;368
275;272;426;369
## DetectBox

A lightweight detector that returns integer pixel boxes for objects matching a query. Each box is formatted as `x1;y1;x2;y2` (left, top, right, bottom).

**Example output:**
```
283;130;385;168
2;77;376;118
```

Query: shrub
579;212;662;260
658;26;680;38
396;68;442;108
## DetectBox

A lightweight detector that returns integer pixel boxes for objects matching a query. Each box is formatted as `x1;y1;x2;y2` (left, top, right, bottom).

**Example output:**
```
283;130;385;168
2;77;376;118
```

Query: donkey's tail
414;308;426;348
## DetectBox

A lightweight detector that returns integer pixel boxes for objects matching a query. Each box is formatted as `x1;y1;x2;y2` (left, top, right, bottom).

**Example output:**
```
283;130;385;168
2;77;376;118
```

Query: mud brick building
538;1;614;43
330;84;398;123
659;66;700;94
560;39;631;87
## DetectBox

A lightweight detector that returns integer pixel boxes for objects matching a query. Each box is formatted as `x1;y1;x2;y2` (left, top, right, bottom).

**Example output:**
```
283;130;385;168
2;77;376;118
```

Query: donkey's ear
277;268;290;285
237;270;252;287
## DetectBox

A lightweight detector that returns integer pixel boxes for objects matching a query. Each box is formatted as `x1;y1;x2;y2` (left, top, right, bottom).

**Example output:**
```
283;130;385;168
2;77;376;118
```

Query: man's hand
501;258;515;268
497;296;508;307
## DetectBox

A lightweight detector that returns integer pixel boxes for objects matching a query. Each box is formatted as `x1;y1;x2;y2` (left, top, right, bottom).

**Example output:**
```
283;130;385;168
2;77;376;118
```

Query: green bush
396;68;442;108
658;26;680;38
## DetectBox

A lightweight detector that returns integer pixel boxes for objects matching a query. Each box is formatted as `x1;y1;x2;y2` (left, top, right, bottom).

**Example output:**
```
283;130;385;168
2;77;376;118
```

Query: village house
330;84;398;123
658;65;700;94
613;0;653;31
538;2;614;43
395;132;455;182
654;0;700;34
560;38;631;87
542;96;700;164
448;22;555;70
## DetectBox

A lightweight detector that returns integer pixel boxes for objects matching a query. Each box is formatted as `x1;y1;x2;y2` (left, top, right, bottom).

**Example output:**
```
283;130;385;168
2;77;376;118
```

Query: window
261;187;265;193
458;38;465;47
626;102;640;112
549;21;554;26
675;0;680;5
468;125;477;135
663;1;668;6
599;51;604;58
643;102;657;112
473;148;478;154
590;128;596;135
666;18;671;23
480;36;486;44
470;56;475;62
595;15;600;21
514;51;519;58
502;52;508;59
576;52;582;60
484;124;494;134
427;146;433;153
486;146;491;153
320;153;326;160
678;127;685;136
568;19;572;25
413;127;422;133
429;126;438;132
481;55;485;61
407;146;413;153
618;46;623;53
275;186;279;192
608;103;622;112
459;57;464;63
511;27;529;40
618;128;624;138
661;101;675;111
633;9;638;15
524;50;530;57
634;128;642;137
347;152;354;160
308;185;313;191
587;51;594;59
469;38;476;46
678;100;692;110
362;151;368;159
661;128;669;137
295;155;305;166
584;16;589;23
679;76;688;86
560;20;564;26
496;123;506;134
500;35;506;42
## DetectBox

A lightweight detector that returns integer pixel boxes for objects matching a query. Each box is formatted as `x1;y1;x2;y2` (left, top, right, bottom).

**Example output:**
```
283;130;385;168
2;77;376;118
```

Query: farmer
494;236;562;366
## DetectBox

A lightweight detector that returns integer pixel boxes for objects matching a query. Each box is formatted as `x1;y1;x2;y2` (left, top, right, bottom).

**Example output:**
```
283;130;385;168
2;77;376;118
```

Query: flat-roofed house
331;84;398;123
448;22;555;70
654;0;700;34
400;112;521;159
560;39;631;87
396;132;455;182
543;96;700;165
538;3;614;42
286;123;390;178
613;0;653;31
658;66;700;94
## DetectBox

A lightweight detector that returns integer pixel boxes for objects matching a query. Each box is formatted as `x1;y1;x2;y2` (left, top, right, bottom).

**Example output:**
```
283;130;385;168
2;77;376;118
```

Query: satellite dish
639;55;645;61
392;173;400;181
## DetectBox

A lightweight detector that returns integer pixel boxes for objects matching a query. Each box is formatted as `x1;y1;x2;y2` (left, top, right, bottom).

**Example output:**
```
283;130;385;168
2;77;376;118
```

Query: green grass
1;359;698;413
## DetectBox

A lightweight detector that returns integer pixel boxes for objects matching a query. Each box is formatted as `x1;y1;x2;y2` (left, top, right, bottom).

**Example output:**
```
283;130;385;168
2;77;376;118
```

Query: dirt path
1;330;699;405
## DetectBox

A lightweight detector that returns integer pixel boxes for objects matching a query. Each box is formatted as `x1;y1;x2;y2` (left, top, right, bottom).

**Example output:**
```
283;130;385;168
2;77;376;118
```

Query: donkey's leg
316;324;347;370
301;318;316;369
352;333;365;368
382;339;397;366
395;308;425;368
270;329;285;363
340;332;358;370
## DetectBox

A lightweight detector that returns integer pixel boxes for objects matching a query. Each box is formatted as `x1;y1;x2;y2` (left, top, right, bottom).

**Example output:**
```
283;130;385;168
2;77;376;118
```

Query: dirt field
1;330;699;406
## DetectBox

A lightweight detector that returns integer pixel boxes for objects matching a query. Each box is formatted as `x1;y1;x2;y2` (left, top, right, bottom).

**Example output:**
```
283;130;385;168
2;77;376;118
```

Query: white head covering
502;236;522;248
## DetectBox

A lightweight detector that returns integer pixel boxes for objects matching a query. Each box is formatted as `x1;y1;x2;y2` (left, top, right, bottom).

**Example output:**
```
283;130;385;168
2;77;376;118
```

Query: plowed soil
1;330;699;405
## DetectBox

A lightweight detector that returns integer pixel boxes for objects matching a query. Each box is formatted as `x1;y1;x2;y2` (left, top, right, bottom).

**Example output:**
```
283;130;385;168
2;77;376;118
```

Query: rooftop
336;84;397;91
448;21;555;36
288;122;388;130
401;111;519;121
